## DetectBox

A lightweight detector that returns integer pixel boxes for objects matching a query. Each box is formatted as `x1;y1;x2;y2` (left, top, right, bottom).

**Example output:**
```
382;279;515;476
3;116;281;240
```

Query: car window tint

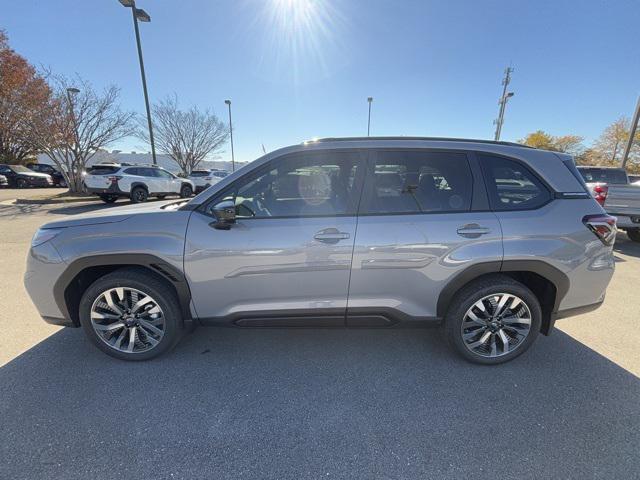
124;168;139;175
479;154;551;210
190;171;209;177
88;166;120;175
360;151;472;214
212;152;362;218
156;169;173;178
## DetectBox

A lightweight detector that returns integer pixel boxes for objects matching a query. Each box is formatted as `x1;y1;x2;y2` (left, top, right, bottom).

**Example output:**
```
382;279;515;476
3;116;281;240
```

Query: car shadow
1;327;638;479
614;231;640;257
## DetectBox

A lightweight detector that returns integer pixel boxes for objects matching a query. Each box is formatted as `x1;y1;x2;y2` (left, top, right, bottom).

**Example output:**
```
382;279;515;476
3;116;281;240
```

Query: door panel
347;149;503;324
184;214;357;321
347;212;502;322
184;149;366;323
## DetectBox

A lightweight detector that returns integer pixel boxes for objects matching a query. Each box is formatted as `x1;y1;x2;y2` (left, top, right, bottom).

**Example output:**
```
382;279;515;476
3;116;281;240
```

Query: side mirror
211;200;236;230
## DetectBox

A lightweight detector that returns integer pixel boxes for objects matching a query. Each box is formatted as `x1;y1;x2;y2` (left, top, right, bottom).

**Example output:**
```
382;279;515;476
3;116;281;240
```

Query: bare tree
140;95;229;175
29;76;135;192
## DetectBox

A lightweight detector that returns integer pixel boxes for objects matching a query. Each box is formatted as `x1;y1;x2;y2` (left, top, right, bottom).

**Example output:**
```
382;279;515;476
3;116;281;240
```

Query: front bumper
24;241;72;326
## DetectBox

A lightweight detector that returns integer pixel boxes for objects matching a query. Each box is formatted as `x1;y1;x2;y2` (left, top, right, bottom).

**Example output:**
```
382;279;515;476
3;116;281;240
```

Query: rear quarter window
479;154;551;211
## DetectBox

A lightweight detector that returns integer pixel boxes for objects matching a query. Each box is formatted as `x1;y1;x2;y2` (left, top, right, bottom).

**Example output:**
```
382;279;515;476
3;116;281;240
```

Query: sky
3;0;639;163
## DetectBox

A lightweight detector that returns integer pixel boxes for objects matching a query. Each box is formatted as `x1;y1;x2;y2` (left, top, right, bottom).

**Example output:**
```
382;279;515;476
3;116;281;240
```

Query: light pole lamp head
118;0;135;7
506;92;514;98
135;8;151;22
67;87;80;95
367;97;373;103
225;99;231;106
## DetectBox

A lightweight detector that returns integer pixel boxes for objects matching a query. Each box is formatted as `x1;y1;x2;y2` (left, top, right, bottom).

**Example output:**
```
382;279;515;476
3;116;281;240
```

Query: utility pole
494;67;514;141
367;97;373;136
621;95;640;169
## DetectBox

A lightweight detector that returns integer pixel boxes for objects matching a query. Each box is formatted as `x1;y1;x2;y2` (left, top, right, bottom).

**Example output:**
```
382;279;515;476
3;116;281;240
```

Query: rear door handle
457;224;491;238
314;228;351;243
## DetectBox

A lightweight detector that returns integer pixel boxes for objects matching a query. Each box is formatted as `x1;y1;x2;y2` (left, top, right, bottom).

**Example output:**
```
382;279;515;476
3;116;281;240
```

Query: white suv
84;164;195;203
188;169;229;193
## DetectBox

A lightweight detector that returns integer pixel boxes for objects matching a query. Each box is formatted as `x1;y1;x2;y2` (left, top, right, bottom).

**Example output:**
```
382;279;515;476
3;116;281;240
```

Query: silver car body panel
24;138;615;332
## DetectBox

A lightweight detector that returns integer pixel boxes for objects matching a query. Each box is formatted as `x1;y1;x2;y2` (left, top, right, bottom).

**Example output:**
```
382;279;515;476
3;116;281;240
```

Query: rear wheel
78;268;183;361
626;228;640;242
130;186;148;203
16;178;27;189
180;184;193;198
99;194;118;204
444;275;541;365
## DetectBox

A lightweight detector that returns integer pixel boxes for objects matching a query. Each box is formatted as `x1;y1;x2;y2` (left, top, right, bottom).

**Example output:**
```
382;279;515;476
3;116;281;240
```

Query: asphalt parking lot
1;188;639;480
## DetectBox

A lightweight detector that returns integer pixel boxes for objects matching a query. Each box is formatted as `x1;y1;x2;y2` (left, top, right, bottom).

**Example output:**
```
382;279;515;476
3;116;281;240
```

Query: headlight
31;228;62;247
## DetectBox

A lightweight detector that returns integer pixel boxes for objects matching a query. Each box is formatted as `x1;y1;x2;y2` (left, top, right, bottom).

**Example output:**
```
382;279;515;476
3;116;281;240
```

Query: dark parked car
0;164;53;188
27;163;67;187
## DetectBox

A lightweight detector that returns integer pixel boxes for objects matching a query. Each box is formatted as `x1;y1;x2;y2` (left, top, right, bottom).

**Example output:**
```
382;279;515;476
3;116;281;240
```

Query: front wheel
16;178;28;189
444;275;541;365
626;228;640;243
78;268;183;360
180;184;193;198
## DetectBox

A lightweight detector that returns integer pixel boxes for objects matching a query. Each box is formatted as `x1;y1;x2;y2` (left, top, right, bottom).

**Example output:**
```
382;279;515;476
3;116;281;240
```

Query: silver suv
25;138;616;364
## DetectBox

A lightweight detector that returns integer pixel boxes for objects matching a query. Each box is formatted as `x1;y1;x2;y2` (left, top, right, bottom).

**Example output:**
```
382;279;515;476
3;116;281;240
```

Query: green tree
518;130;583;154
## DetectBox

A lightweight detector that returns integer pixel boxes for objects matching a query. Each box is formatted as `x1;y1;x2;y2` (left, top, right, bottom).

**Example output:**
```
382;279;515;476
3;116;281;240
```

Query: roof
304;136;533;149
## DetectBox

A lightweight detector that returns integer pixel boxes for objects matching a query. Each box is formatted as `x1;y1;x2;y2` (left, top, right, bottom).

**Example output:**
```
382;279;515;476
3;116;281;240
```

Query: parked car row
0;164;55;188
187;168;229;193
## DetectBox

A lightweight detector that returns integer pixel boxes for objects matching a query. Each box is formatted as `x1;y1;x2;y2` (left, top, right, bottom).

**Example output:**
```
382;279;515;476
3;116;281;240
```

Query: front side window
360;150;473;214
209;151;363;218
479;154;551;210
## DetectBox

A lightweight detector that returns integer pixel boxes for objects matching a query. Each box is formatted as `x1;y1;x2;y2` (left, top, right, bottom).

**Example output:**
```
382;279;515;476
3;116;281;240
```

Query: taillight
593;184;608;206
583;214;617;246
107;176;122;184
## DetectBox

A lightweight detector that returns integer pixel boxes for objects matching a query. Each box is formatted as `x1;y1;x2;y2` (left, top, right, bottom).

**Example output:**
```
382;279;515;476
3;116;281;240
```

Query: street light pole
494;67;514;141
225;99;235;172
367;97;373;137
621;95;640;169
118;0;157;165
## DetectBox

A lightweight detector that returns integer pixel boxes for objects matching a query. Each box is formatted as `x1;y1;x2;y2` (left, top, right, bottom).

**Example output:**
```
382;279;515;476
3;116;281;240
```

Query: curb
12;197;98;205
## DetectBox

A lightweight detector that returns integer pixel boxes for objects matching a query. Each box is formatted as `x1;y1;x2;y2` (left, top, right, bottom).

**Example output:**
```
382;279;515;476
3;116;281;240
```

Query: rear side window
479;154;551;211
87;166;120;175
190;170;209;177
360;151;473;214
577;168;628;185
124;168;140;175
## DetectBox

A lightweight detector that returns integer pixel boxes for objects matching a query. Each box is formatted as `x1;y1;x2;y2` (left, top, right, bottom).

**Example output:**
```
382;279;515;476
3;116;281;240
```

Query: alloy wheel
90;287;165;354
460;293;532;358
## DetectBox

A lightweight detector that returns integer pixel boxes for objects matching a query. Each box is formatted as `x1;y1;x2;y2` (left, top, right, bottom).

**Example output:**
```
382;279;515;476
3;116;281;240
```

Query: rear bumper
554;299;604;321
86;183;126;197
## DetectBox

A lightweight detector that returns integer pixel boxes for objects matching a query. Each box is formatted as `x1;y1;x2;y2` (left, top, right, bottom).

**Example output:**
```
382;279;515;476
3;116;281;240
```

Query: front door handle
457;224;491;238
314;228;351;243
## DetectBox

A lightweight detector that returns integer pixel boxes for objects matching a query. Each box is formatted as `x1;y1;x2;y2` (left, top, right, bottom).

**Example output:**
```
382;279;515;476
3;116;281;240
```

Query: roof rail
304;136;532;149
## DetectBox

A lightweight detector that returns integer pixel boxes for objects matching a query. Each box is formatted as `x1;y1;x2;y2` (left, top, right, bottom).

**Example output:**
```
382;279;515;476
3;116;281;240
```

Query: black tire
444;274;541;365
130;186;148;203
78;268;183;361
16;178;28;189
180;184;193;198
99;194;118;204
626;228;640;243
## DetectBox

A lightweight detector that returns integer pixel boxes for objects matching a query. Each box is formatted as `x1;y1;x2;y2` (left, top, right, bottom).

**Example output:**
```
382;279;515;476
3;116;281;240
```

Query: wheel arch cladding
436;260;568;335
54;254;192;327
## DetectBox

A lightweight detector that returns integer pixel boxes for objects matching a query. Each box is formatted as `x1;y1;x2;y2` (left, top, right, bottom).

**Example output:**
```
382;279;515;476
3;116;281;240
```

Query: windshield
10;165;32;173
